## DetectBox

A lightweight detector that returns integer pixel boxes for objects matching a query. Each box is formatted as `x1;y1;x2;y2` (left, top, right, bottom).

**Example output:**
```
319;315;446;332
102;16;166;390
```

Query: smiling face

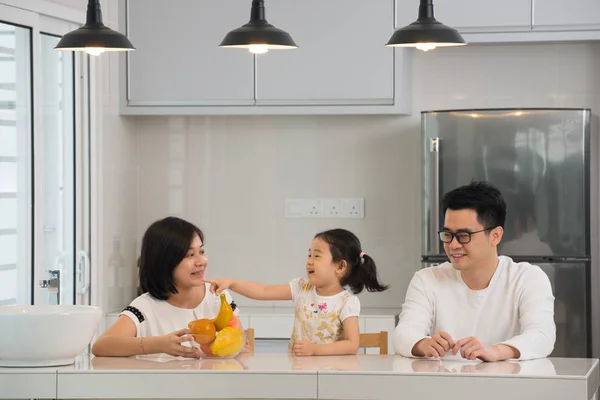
443;208;503;272
306;237;346;289
172;234;207;290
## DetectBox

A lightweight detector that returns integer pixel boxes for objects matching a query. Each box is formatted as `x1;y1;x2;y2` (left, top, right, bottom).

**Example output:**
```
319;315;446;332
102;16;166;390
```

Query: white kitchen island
0;354;598;400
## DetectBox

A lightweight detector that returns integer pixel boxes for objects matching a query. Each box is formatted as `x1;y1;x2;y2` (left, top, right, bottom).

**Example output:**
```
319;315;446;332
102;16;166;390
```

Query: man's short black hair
441;181;507;229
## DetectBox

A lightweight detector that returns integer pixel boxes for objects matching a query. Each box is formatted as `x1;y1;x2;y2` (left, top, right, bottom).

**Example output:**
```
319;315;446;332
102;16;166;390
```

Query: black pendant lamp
386;0;466;52
219;0;297;54
55;0;135;56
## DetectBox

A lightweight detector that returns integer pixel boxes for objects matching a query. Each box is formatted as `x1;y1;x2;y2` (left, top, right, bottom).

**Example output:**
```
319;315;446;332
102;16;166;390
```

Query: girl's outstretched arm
204;278;292;301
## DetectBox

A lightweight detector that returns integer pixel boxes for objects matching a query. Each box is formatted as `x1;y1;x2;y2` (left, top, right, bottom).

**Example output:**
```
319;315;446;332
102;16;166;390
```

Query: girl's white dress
288;277;360;352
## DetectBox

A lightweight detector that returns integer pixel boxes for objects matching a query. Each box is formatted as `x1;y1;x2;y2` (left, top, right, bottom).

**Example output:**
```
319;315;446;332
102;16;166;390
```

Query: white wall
94;1;138;316
51;1;599;312
52;0;140;316
37;0;136;317
130;42;600;309
46;0;85;11
47;1;600;312
134;114;419;309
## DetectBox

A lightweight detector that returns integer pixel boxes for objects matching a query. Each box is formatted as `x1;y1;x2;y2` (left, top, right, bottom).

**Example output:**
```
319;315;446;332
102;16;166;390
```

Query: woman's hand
240;342;254;354
157;328;200;358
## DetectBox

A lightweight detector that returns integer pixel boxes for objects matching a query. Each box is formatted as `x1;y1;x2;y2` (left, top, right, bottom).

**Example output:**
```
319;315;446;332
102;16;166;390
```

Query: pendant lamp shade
219;0;297;54
55;0;135;56
386;0;466;52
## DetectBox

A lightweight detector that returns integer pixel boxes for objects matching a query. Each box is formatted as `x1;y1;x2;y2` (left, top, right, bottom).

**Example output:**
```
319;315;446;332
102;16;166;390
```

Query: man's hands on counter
412;331;520;362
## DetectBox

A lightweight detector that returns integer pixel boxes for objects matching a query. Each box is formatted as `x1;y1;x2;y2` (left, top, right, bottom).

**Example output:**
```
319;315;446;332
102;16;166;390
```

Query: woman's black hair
139;216;204;300
314;228;388;294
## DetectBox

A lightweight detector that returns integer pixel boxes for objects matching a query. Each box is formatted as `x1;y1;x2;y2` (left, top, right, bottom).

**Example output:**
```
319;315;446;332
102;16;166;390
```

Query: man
394;181;555;361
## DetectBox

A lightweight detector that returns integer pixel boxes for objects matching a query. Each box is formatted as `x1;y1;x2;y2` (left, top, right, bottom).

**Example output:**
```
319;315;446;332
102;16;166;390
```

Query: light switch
285;199;304;218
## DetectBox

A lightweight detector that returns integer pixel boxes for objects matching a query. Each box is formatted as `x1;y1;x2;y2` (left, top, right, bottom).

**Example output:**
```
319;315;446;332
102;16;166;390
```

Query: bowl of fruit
188;294;246;358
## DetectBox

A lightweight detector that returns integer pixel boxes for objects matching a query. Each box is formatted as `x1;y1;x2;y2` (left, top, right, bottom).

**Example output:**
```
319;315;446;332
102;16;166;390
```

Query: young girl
92;217;242;358
205;228;388;356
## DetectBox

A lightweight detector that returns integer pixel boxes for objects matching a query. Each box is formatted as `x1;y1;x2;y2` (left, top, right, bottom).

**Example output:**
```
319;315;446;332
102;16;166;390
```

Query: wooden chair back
359;331;388;354
245;328;255;352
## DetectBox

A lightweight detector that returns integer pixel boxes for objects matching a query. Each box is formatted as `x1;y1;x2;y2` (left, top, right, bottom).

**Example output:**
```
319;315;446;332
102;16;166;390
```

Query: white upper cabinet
533;0;600;28
254;0;395;106
125;0;254;106
394;0;600;43
121;0;410;115
396;0;532;31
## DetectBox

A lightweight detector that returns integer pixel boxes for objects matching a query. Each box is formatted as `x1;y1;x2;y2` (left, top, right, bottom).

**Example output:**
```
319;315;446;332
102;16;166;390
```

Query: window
0;3;89;306
0;22;32;306
40;33;76;305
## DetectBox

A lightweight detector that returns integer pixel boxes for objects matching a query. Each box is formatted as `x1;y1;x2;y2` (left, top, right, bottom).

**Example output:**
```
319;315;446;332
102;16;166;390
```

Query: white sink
0;305;102;367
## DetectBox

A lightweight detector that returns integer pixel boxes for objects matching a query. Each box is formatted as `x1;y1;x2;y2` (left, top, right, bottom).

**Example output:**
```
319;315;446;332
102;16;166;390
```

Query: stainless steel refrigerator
421;108;599;359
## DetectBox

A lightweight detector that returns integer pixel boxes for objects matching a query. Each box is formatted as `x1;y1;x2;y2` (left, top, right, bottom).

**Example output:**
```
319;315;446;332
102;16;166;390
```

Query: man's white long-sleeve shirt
394;256;556;360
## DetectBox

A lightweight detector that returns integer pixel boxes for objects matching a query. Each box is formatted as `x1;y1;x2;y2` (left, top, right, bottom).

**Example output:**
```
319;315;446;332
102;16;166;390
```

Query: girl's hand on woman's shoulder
158;328;200;358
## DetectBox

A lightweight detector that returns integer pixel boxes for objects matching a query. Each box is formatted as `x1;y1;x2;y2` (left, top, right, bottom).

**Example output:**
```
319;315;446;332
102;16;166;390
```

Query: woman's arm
92;316;151;357
91;316;198;358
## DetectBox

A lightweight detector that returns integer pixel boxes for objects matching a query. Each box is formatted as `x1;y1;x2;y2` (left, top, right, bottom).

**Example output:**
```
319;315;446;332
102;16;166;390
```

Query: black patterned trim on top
230;300;237;311
123;306;145;323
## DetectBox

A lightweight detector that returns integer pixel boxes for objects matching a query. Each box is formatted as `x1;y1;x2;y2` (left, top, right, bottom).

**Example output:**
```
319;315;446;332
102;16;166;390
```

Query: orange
189;319;216;345
187;319;200;329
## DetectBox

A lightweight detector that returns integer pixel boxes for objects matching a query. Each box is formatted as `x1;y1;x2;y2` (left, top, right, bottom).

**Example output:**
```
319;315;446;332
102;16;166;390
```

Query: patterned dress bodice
288;279;356;352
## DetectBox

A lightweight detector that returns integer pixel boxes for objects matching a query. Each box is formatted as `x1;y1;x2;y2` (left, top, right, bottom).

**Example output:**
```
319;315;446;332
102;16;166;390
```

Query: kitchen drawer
250;316;295;339
255;339;290;354
0;372;57;398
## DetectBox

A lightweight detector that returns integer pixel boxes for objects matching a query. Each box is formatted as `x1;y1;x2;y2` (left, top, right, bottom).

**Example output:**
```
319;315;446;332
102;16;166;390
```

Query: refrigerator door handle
430;137;441;255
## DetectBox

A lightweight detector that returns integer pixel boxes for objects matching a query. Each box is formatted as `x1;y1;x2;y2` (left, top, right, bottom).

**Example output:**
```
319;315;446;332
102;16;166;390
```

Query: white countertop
1;354;598;400
240;306;401;316
106;306;402;318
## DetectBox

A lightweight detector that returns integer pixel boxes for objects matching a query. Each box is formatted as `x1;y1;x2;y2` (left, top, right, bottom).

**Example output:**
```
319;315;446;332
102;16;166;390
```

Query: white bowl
0;305;102;367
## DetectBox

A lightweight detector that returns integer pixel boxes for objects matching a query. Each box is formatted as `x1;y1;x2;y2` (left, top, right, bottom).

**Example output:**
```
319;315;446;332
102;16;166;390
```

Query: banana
212;293;233;330
187;294;233;331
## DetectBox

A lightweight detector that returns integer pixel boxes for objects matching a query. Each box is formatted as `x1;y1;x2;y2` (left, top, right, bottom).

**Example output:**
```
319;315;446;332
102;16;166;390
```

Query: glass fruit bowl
190;328;246;358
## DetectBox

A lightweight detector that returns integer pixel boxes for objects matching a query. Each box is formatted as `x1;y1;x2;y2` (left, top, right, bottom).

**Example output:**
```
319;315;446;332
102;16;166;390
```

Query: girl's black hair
314;229;388;294
139;216;204;300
